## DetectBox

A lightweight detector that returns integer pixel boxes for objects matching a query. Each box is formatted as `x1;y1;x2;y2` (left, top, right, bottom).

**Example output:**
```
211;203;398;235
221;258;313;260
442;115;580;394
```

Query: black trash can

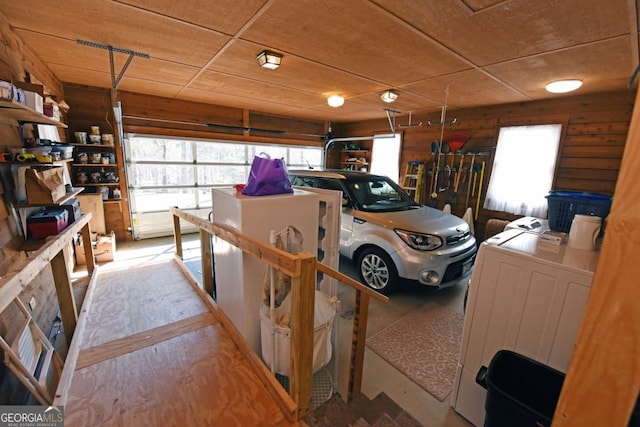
476;350;565;427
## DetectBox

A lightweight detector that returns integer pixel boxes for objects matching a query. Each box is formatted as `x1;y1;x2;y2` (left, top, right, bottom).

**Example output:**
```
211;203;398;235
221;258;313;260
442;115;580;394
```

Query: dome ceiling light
545;79;583;93
327;94;344;107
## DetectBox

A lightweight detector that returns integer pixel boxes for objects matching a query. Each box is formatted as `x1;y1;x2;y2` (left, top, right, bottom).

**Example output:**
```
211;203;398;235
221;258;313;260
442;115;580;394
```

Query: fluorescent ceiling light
545;80;583;93
380;89;399;103
327;95;344;107
256;50;283;70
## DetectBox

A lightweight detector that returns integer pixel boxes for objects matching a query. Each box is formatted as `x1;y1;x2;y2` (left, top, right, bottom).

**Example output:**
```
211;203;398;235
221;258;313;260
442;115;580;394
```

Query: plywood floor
59;260;297;426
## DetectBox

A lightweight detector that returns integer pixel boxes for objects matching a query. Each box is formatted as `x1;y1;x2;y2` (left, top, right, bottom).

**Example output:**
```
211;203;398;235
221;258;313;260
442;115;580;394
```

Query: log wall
337;90;635;238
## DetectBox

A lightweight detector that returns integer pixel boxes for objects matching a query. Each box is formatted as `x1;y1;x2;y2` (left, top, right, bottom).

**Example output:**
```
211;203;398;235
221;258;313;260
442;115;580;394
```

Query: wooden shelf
71;163;117;167
0;99;67;128
70;143;114;148
13;187;85;208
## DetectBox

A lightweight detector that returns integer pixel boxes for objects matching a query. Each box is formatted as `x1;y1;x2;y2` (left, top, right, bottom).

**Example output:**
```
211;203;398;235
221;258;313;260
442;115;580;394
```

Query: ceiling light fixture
380;89;399;103
327;94;344;108
256;50;283;70
545;79;583;93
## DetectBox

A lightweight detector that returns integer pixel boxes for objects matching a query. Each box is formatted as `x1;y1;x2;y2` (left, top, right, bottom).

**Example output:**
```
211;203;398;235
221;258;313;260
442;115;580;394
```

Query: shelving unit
341;149;370;171
69;141;119;200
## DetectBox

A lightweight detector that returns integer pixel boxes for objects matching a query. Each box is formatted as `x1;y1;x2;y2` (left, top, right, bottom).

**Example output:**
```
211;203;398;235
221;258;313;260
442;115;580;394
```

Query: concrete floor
108;235;474;427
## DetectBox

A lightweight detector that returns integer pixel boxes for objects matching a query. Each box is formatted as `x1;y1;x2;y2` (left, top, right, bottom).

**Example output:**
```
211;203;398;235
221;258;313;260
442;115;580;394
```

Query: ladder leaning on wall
401;161;425;203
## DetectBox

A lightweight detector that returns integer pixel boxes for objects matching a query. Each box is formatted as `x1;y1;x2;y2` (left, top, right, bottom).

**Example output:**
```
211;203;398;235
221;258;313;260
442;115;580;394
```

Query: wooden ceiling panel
0;0;230;67
116;0;269;34
486;37;635;98
240;0;471;85
1;0;637;122
14;30;199;86
373;0;632;66
206;40;386;96
400;70;532;109
189;71;325;107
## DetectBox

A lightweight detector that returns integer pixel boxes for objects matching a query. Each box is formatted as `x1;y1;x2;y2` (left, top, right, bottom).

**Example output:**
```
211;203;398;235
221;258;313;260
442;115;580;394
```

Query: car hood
354;205;471;236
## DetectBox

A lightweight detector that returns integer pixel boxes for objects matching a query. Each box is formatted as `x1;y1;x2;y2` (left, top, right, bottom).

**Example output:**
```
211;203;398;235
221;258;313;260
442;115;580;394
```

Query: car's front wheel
357;248;399;295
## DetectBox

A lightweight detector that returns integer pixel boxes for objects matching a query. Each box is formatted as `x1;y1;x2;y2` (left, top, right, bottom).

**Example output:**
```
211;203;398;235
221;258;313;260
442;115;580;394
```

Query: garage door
123;134;323;239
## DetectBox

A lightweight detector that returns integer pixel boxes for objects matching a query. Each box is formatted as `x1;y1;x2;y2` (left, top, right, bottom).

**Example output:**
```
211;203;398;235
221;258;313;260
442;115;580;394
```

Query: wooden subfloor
57;260;297;426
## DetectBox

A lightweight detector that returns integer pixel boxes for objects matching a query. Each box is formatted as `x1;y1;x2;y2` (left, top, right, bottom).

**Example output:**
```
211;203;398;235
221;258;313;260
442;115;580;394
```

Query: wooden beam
50;249;78;346
54;265;101;406
288;255;316;418
553;86;640;426
199;229;213;296
177;256;299;422
172;209;183;259
0;213;92;313
348;290;369;402
169;207;301;276
76;312;216;370
317;262;388;303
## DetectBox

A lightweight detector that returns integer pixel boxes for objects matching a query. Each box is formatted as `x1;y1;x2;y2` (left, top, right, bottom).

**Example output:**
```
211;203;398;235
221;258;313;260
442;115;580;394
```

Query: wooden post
199;229;214;296
348;289;369;402
172;209;183;259
79;220;95;275
552;90;640;426
50;249;78;346
289;255;316;419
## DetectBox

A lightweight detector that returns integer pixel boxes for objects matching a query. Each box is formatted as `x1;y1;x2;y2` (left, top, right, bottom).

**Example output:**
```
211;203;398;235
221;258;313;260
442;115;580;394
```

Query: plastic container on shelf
546;190;612;233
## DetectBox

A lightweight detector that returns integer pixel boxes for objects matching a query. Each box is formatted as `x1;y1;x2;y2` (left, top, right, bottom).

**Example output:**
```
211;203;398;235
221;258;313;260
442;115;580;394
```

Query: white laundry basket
260;290;336;376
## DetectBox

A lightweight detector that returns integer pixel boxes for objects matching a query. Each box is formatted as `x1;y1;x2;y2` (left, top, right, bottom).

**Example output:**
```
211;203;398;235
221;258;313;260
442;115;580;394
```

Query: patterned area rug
366;304;464;401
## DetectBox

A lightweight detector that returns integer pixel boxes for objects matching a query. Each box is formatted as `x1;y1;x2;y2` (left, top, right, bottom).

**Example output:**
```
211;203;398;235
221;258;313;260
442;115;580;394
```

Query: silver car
289;170;477;294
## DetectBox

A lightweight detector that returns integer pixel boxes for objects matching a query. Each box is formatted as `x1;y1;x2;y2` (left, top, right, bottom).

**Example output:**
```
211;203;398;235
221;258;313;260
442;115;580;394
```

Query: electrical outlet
28;297;36;311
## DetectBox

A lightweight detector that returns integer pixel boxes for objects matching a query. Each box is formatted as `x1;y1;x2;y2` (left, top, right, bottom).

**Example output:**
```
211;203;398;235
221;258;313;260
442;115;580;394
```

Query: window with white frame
370;133;402;183
483;124;562;217
124;135;323;239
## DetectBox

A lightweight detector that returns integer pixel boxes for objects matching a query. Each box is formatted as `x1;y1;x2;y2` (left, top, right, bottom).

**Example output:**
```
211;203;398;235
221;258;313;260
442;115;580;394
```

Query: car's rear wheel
357;248;399;295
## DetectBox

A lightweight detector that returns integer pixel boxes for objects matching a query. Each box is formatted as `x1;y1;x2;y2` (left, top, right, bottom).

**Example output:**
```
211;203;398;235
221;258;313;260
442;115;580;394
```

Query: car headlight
395;229;443;251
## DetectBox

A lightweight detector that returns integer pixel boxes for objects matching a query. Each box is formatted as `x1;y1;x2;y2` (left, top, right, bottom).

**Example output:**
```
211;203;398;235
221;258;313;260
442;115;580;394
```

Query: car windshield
346;176;419;212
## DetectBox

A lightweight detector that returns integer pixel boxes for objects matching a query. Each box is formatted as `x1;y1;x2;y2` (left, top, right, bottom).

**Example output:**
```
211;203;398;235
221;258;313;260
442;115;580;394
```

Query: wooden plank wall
62;84;129;241
338;90;635;239
117;89;328;147
0;12;69;404
62;84;332;240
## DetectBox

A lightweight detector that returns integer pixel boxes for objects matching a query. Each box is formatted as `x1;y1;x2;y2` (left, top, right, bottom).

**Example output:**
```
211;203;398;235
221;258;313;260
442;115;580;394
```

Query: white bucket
260;290;335;376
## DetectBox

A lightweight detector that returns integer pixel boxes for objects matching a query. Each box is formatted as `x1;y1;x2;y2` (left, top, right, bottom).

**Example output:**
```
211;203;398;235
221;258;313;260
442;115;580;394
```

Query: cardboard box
75;232;116;265
25;166;66;204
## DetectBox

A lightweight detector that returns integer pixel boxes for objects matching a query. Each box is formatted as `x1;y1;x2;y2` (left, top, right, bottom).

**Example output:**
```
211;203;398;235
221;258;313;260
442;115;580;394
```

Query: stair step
302;392;423;427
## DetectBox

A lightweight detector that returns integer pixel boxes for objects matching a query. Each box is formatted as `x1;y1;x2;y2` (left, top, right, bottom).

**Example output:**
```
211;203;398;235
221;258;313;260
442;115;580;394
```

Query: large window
124;135;323;239
370;133;401;183
483;124;562;217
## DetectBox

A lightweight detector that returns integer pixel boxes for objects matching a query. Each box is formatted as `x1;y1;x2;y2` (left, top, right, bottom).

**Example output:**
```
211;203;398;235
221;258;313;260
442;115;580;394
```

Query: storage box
43;104;60;120
24;91;43;113
54;197;81;224
75;232;116;265
546;190;612;233
25;166;66;204
27;209;68;239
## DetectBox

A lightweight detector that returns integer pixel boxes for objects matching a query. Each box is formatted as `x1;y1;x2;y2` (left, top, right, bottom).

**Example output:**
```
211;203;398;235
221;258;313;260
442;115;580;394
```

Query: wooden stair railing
169;207;388;420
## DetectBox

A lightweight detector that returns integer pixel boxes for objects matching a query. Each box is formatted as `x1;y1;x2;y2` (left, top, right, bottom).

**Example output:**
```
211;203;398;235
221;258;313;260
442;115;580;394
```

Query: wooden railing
169;207;388;419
